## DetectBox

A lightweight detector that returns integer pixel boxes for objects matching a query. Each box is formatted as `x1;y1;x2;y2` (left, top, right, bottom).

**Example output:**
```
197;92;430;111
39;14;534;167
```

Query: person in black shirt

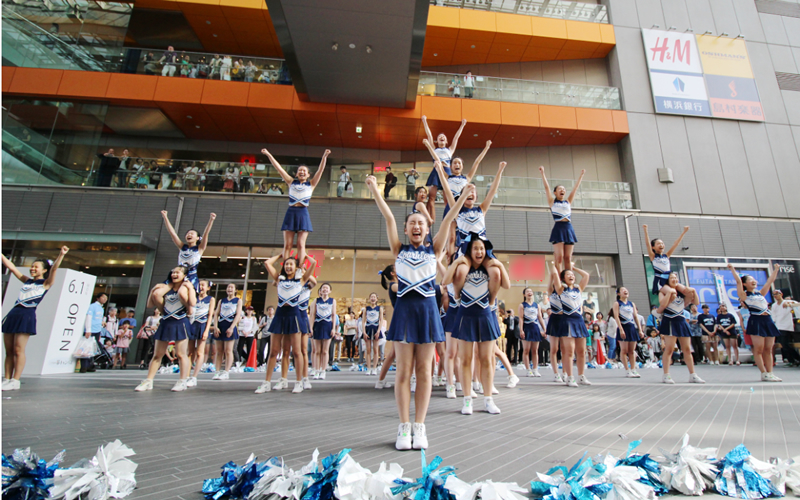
697;304;718;364
504;310;521;365
95;149;121;187
716;304;739;365
383;167;397;198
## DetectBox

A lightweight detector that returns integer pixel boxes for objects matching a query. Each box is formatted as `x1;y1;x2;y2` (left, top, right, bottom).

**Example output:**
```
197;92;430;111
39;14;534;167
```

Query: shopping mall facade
3;0;800;331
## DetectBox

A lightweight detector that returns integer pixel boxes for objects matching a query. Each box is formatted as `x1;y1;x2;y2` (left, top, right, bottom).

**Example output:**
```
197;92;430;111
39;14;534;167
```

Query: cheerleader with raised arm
728;263;782;382
262;148;331;265
518;287;546;377
360;293;383;376
310;283;336;379
642;224;690;299
1;246;69;392
545;265;565;383
612;287;642;379
366;174;470;450
539;167;585;272
187;279;215;387
657;273;705;384
375;265;398;390
157;211;216;292
423;139;491;218
421;116;467;221
298;275;317;389
549;261;592;388
411;187;434;227
212;283;243;380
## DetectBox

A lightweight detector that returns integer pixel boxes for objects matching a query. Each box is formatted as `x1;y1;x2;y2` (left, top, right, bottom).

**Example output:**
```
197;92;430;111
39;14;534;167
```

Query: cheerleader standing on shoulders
421;115;467;221
360;293;383;376
297;276;316;389
157;211;216;292
546;267;565;383
136;266;197;392
643;224;690;299
212;283;242;380
1;246;69;392
187;279;215;387
262;148;331;264
376;265;398;390
256;254;317;394
728;263;783;382
366;174;470;450
311;283;336;379
519;287;546;377
452;234;510;415
411;187;434;227
612;287;642;378
549;261;592;387
657;273;704;384
539;167;585;272
423;139;491;219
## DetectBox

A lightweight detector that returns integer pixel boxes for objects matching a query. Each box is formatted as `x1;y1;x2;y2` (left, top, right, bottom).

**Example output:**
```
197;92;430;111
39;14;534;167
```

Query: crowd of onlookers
140;46;291;84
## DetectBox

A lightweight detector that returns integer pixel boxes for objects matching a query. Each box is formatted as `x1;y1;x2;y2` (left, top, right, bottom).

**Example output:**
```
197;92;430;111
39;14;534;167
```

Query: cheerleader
361;293;383;376
433;256;449;388
411;187;434;227
545;268;565;383
297;276;316;389
158;210;216;291
1;247;69;391
136;265;197;392
642;224;690;298
421;115;467;220
212;283;242;380
376;265;397;389
187;279;215;387
549;261;592;387
518;287;546;377
442;259;461;399
365;174;470;450
311;283;336;379
539;166;585;272
262;148;331;265
657;273;704;384
256;254;317;394
423;139;491;216
728;263;782;382
612;287;642;378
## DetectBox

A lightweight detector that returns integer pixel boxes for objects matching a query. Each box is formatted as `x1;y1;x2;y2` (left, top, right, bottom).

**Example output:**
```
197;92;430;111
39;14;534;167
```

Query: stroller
93;340;114;369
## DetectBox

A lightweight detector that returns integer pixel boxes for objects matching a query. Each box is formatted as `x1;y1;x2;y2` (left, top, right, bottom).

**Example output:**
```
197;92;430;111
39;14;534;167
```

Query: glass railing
430;0;608;24
419;71;621;110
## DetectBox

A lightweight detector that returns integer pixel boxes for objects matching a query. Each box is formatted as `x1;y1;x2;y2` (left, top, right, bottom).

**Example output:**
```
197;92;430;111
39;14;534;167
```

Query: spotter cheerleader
539;166;585;272
549;261;592;387
546;267;565;384
136;265;196;392
187;279;215;387
421;115;467;221
1;247;69;392
366;174;470;450
262;148;331;265
728;263;782;382
310;282;336;379
361;293;383;376
442;263;461;399
376;265;398;390
518;287;546;378
212;283;242;380
642;224;690;298
158;210;216;291
297;275;316;389
612;287;642;378
657;273;704;384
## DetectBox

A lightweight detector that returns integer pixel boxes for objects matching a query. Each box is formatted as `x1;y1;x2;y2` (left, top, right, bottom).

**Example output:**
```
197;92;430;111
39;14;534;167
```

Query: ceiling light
473;134;478;137
358;135;362;138
319;133;323;136
278;130;283;133
736;34;745;38
651;24;660;29
685;28;694;32
668;26;676;30
349;43;356;49
719;32;729;37
355;125;362;133
332;42;338;50
206;20;211;24
470;44;476;48
186;115;192;119
433;53;438;56
366;45;372;54
196;125;200;129
703;30;713;35
213;34;218;37
340;251;345;260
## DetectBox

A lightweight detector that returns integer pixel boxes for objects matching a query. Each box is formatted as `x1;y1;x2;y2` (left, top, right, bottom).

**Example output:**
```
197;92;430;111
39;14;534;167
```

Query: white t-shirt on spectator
771;302;794;331
606;317;617;339
239;316;256;337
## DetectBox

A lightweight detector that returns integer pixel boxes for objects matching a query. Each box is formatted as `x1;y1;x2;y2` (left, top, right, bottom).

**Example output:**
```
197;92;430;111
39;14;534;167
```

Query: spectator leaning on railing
160;46;178;77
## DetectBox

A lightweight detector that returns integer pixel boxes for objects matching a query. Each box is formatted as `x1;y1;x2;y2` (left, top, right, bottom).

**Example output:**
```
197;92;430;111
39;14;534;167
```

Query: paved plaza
3;364;799;499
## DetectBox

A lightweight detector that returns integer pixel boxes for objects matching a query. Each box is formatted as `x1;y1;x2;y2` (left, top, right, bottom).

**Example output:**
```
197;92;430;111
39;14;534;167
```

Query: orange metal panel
485;43;528;63
591;44;614;58
2;67;16;93
209;112;265;142
420;95;462;122
454;38;492;54
153;76;205;104
458;9;496;36
186;14;236;42
462;99;502;124
219;0;262;18
521;46;562;61
449;50;488;65
490;132;535;148
556;48;599;60
133;0;181;10
500;102;540;128
422;47;453;66
9;68;63;96
599;23;616;45
426;5;460;39
105;73;157;101
611;110;629;134
494;12;532;45
538;105;577;130
174;0;223;17
564;20;601;44
201;79;249;107
337;104;381;123
529;17;568;48
423;36;458;51
56;70;110;99
247;83;294;110
575;108;614;132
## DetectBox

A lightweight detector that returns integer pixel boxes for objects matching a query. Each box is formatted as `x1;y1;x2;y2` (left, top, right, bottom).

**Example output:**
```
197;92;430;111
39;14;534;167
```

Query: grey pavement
3;363;799;499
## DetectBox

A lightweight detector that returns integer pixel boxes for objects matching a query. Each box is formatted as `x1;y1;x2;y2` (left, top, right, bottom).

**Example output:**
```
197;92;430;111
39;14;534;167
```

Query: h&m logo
650;37;692;65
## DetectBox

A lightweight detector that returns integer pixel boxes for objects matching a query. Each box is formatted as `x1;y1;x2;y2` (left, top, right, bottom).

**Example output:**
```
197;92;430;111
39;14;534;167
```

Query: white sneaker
410;378;416;393
218;371;230;380
484;397;501;414
662;374;675;384
135;379;153;392
171;379;188;392
491;385;499;394
470;388;478;398
632;371;641;378
472;381;480;392
365;368;371;376
689;373;705;384
274;378;289;390
455;382;462;392
761;372;770;382
320;371;326;380
396;423;412;450
446;385;456;399
255;381;271;394
527;370;534;377
533;369;541;377
626;371;636;378
292;382;303;393
554;373;564;384
186;376;197;388
578;375;592;386
302;377;312;390
212;372;221;380
566;376;578;388
507;375;519;388
438;376;445;386
432;376;440;387
312;372;319;380
715;361;720;365
412;423;428;450
375;379;392;389
768;373;783;382
461;397;473;415
2;379;20;391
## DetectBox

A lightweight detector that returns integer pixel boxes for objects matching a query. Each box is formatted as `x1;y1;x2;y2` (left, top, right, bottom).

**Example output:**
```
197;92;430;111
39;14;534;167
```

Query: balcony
430;0;609;23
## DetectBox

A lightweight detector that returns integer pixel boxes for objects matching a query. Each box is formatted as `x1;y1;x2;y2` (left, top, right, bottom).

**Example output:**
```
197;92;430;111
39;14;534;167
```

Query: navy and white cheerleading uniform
154;289;191;342
312;297;334;340
364;305;380;339
298;282;312;334
549;199;577;245
443;283;459;333
268;277;303;335
659;292;691;337
387;244;444;344
425;147;453;190
559;286;588;338
217;297;240;341
176;245;202;291
545;290;564;337
281;180;314;232
455;205;486;255
189;295;212;341
616;300;640;342
388;284;398;308
2;279;46;334
743;291;780;338
443;174;468;217
521;301;544;342
651;253;671;295
452;266;500;342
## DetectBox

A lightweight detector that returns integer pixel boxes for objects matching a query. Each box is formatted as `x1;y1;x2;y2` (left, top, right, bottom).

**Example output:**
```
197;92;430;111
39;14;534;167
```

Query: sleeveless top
14;279;47;308
617;299;635;324
459;266;491;310
365;305;380;327
663;292;686;319
288;180;313;207
549;289;563;314
314;297;333;323
388;285;398;307
163;289;188;321
744;291;770;315
652;253;670;278
551;199;572;222
434;147;453;167
456;205;486;245
560;286;582;317
299;282;312;311
219;297;239;322
395;244;437;298
446;284;458;313
178;244;201;280
522;301;541;327
277;277;303;308
448;175;468;199
193;295;212;323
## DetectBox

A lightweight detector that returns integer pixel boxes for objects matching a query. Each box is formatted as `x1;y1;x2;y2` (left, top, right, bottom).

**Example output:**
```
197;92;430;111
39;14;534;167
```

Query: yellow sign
696;35;753;78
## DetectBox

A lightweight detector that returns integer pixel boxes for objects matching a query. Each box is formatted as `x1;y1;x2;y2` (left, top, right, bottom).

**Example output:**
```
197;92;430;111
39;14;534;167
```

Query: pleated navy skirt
659;315;691;337
452;307;500;343
618;322;641;342
268;306;302;335
312;321;333;340
522;322;544;342
281;205;313;232
561;313;589;338
549;221;578;245
2;306;37;335
746;315;780;338
154;317;191;342
216;320;239;341
189;321;207;341
387;293;444;344
546;314;565;338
